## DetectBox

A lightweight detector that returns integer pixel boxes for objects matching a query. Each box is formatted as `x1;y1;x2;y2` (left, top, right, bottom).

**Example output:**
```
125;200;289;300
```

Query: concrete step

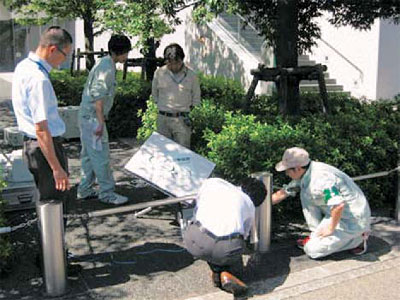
299;54;310;61
300;78;337;85
300;84;344;92
298;59;317;66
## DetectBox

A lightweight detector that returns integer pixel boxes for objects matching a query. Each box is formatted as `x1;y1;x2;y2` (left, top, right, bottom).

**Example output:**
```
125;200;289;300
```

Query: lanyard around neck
29;58;50;78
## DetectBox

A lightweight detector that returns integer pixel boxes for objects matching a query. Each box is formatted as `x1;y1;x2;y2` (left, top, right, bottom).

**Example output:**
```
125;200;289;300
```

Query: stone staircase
216;12;345;93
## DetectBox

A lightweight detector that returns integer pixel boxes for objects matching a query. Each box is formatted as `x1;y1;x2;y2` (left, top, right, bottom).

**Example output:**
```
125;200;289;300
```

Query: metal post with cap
251;171;273;253
36;199;67;297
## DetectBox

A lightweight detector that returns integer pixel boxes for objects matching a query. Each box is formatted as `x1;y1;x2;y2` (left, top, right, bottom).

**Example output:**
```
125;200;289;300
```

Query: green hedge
51;70;399;213
0;166;11;276
51;70;151;138
137;81;399;213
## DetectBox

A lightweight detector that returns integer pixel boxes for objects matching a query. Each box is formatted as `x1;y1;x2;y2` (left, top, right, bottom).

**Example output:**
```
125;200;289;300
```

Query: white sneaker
99;193;128;205
77;189;98;200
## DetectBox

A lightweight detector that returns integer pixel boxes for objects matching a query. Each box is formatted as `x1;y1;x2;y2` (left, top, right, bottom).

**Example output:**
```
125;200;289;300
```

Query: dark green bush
138;78;399;213
202;97;399;213
53;69;399;213
107;73;151;138
0;167;11;276
198;73;246;111
51;70;87;106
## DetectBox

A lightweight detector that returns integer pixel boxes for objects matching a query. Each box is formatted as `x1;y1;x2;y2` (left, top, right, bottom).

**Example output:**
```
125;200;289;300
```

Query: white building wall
184;11;273;94
376;19;400;100
0;3;11;20
308;14;380;100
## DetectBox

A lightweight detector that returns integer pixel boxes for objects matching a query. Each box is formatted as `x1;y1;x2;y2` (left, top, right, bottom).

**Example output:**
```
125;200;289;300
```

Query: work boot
211;271;221;288
296;236;310;249
220;271;248;295
350;234;368;255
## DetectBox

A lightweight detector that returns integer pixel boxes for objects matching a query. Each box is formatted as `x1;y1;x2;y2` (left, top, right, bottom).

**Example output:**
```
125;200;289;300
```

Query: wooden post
316;64;330;114
245;76;259;111
397;149;400;223
123;61;128;81
76;48;81;72
140;57;146;81
278;69;289;115
70;50;75;76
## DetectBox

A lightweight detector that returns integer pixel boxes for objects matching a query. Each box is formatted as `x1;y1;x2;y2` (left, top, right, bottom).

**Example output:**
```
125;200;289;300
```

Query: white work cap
275;147;310;172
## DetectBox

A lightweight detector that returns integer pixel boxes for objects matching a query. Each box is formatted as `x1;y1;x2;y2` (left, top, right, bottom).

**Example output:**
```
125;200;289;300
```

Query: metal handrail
319;37;364;82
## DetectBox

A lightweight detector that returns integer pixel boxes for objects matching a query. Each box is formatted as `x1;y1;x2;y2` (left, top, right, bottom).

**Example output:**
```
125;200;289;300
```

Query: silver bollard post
36;200;67;296
251;171;272;253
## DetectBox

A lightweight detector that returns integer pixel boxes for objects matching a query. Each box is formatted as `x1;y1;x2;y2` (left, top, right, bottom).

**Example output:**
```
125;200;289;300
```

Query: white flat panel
125;132;215;197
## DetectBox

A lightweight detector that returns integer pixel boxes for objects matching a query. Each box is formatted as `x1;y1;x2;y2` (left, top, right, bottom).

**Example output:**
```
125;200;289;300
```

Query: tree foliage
3;0;188;70
192;0;400;55
191;0;400;114
100;0;186;50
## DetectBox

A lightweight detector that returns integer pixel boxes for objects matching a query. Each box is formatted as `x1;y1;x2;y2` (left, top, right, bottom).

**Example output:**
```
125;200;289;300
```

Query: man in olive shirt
151;43;201;148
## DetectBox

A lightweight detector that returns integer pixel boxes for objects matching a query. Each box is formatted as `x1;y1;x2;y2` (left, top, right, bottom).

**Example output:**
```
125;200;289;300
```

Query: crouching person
272;147;371;259
183;177;267;295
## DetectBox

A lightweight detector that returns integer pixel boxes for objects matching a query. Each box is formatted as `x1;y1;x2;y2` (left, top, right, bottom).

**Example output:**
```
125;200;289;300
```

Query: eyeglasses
56;45;68;57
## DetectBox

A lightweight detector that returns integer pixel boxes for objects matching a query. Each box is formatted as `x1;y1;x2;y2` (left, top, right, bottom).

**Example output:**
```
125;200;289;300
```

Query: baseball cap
275;147;310;172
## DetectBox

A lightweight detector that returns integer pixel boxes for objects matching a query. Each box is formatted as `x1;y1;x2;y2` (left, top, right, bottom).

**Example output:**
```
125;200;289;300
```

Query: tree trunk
83;18;95;71
141;37;159;81
275;0;299;115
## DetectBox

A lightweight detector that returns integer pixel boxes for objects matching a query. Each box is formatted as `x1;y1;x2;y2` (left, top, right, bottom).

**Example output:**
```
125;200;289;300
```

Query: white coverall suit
287;161;371;259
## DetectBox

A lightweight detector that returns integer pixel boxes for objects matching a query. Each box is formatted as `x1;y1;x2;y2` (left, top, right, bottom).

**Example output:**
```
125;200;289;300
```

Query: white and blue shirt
12;52;65;138
195;178;255;238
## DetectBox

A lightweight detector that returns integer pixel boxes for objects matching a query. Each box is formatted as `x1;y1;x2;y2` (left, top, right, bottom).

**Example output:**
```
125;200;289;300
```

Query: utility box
0;150;38;211
2;182;38;211
58;106;80;140
4;126;24;147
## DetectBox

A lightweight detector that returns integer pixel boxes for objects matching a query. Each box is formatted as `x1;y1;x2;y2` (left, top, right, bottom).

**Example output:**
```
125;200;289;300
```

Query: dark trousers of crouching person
182;177;267;296
185;220;245;272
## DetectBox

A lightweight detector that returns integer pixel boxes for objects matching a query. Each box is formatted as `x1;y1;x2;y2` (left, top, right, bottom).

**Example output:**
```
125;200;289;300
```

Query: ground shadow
72;242;193;288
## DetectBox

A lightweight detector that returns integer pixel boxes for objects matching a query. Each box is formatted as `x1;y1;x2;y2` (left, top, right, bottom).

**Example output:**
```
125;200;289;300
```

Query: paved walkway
0;99;399;300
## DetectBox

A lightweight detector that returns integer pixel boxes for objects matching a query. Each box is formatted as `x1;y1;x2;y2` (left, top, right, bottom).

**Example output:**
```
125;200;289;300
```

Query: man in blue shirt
12;26;76;273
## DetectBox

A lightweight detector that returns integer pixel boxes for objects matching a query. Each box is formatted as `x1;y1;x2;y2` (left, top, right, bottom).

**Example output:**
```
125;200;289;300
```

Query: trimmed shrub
0;167;11;276
138;81;399;213
198;73;246;110
202;98;399;213
136;97;158;142
107;73;151;138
